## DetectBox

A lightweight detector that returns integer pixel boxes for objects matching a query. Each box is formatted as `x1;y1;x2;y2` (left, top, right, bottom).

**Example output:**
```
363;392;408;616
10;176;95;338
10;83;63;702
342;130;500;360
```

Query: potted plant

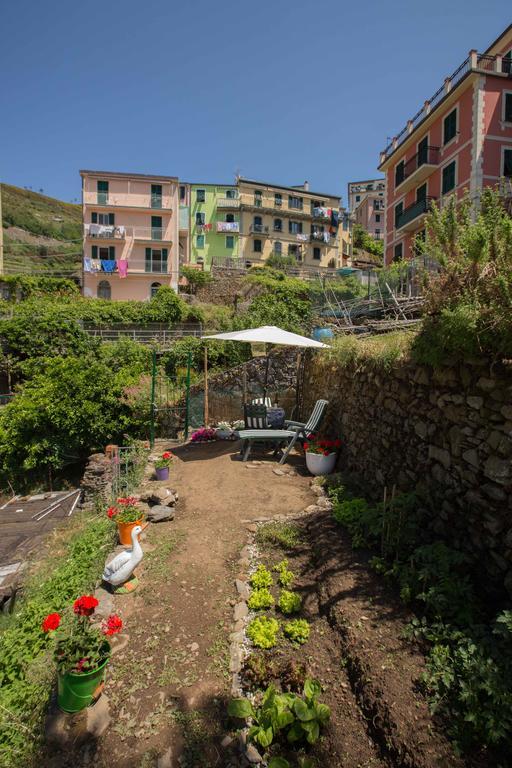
190;427;217;443
107;497;145;546
303;436;341;476
154;451;173;481
215;421;233;440
42;596;123;713
232;419;245;437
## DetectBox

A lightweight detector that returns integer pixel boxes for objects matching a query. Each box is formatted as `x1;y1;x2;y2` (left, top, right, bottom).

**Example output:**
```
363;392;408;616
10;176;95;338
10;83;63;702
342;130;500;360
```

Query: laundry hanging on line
83;257;92;272
100;260;117;273
117;260;128;278
90;259;101;272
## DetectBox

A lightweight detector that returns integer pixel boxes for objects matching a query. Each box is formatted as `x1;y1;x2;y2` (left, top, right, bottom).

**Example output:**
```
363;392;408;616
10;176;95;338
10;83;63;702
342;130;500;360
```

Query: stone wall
303;355;512;597
80;452;114;506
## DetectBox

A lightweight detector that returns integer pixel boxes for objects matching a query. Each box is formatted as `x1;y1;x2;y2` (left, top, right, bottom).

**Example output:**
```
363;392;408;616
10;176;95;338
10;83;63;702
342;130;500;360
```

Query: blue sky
0;1;509;206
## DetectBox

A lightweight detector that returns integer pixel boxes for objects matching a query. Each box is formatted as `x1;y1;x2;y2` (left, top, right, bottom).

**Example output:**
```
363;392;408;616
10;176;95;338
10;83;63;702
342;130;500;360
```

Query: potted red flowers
42;595;123;712
107;497;145;546
303;436;341;476
154;451;173;481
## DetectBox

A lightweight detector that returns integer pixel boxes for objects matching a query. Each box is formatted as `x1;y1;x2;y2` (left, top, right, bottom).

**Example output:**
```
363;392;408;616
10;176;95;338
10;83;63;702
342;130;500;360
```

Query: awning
202;325;329;348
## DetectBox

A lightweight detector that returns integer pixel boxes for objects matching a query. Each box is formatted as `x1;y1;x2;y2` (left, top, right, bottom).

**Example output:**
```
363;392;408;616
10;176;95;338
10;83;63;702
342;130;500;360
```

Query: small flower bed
303;435;341;455
106;496;145;524
155;451;173;469
190;427;217;443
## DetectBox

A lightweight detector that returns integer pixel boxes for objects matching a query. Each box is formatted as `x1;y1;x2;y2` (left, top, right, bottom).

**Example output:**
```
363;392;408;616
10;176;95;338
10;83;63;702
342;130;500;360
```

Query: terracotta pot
305;451;337;476
117;520;142;546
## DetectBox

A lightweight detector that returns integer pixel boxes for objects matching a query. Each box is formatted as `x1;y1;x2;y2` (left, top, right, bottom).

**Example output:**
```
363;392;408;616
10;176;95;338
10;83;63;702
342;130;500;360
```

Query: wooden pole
204;344;209;426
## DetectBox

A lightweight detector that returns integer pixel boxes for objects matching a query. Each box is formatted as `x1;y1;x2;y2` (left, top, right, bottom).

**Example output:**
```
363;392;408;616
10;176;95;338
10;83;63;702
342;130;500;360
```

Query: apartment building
178;182;190;266
379;24;512;265
238;178;344;269
189;184;240;268
347;178;386;213
81;170;180;300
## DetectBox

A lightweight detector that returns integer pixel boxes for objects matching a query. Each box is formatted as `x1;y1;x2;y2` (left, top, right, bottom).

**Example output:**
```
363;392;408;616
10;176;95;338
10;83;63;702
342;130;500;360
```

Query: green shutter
443;110;456;144
92;245;98;259
91;212;98;223
442;162;456;194
145;247;151;273
505;94;512;123
109;213;115;225
109;246;115;260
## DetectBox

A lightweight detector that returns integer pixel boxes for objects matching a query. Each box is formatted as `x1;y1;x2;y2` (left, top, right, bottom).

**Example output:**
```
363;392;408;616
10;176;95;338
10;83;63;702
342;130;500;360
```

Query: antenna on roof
234;167;241;183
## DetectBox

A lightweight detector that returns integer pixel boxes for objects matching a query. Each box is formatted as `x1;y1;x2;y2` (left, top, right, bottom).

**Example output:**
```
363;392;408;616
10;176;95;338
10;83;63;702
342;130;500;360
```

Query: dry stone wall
303;355;512;597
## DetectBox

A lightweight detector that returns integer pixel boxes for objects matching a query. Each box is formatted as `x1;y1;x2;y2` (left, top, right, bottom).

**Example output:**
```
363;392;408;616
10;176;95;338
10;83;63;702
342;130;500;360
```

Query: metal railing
217;197;240;208
85;225;172;241
85;192;174;210
84;324;203;346
216;222;240;233
249;224;270;234
396;196;436;230
397;146;440;186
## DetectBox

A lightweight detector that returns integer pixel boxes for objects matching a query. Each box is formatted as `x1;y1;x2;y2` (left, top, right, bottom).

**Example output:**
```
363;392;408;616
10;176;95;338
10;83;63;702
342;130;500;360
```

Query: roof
238;177;340;200
348;179;385;187
80;169;178;182
483;22;512;54
187;182;237;188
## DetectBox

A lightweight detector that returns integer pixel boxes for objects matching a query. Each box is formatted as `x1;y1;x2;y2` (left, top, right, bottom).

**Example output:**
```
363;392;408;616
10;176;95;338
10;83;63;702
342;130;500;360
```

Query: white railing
216;222;240;233
85;225;173;242
84;192;174;210
217;197;240;208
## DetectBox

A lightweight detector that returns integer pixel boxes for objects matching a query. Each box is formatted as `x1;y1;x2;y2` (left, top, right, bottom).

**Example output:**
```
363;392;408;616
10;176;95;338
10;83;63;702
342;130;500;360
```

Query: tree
180;266;212;295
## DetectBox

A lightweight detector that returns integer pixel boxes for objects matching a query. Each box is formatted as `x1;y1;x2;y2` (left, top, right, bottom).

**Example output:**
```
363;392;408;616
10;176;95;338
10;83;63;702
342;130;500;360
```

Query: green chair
238;399;329;465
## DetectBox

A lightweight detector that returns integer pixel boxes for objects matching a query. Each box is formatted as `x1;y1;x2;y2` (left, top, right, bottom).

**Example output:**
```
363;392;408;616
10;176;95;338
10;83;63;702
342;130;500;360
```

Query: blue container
312;327;334;343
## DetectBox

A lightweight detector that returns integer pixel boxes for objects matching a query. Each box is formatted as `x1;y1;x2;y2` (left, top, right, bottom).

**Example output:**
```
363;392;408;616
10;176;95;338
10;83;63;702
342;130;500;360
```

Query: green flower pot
57;656;110;713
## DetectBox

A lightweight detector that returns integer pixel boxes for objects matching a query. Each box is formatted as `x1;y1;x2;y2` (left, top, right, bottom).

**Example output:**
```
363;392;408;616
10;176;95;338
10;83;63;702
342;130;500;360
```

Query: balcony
395;146;440;193
84;191;173;211
396;196;436;232
85;225;172;242
216;222;240;233
85;224;126;239
217;197;240;209
310;233;336;245
249;224;270;235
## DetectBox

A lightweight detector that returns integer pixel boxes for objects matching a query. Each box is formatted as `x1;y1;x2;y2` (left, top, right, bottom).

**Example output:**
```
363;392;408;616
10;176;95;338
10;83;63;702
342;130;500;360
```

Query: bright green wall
190;184;239;270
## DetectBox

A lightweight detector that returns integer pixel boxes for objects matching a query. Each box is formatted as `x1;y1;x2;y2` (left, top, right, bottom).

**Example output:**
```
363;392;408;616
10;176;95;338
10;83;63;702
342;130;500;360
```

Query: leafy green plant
250;564;273;589
248;588;275;611
247;616;280;649
278;590;302;615
256;521;303;551
283;619;310;645
274;559;295;588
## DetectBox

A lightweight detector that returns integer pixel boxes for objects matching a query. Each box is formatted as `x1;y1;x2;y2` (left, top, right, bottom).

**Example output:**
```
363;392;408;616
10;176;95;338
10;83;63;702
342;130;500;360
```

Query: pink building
379;25;512;265
81;170;180;301
353;191;385;241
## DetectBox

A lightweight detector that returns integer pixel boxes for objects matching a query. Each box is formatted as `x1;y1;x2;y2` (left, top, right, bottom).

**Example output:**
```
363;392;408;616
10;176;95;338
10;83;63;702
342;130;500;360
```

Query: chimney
303;180;309;191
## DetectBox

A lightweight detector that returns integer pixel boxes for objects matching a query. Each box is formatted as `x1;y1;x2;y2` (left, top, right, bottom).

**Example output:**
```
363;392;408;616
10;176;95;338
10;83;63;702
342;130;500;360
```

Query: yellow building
237;178;346;269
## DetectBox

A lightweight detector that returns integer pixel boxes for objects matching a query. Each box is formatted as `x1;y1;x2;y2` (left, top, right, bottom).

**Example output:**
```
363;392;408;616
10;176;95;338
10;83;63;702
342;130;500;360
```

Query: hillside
1;184;82;277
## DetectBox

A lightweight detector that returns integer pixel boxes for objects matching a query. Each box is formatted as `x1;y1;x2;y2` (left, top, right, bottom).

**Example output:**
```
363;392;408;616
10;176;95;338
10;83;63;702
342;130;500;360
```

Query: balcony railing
85;224;126;239
85;192;173;210
85;224;172;241
216;222;240;233
310;233;336;244
217;197;240;208
396;196;436;231
249;224;270;235
398;146;440;186
380;51;509;163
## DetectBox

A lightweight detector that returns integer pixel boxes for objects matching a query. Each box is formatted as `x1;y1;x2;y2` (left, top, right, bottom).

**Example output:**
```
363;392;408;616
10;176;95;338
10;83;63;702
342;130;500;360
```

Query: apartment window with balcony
179;185;186;201
196;212;206;225
274;241;282;255
226;189;236;199
196;235;205;249
288;244;300;260
151;184;162;209
395;160;405;188
503;92;512;123
97;281;111;300
91;212;114;225
274;218;282;232
196;189;206;202
394;201;403;229
503;148;512;177
92;245;115;262
253;215;263;233
442;161;456;194
274;193;282;207
151;216;163;240
288;195;303;210
253;239;262;253
97;180;108;204
443;108;457;145
416;183;427;202
289;220;303;234
313;247;321;261
226;236;235;249
254;190;262;207
503;50;511;74
145;248;168;273
225;213;235;223
393;243;403;262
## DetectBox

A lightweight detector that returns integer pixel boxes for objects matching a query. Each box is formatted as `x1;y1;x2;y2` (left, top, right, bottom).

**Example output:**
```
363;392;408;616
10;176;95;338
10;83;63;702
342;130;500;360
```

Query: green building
189;183;240;269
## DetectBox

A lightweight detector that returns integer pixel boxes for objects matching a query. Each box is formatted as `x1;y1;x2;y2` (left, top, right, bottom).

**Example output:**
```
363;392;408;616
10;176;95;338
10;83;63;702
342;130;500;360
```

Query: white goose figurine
102;525;144;587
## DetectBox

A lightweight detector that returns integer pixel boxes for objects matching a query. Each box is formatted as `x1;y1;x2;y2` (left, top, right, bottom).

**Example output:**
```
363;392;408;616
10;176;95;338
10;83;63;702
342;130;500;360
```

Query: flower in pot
303;436;341;476
42;596;123;713
107;497;145;546
215;421;233;440
190;427;217;443
154;451;173;481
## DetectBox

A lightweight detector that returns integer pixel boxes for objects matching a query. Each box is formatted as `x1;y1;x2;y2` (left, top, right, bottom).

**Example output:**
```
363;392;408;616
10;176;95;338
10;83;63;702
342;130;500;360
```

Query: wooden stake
204;344;209;426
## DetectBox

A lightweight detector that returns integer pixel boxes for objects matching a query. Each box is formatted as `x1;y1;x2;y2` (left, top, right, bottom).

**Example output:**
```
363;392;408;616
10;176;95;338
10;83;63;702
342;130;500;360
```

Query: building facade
81;170;180;301
353;191;386;240
238;178;343;269
379;25;512;265
347;179;385;214
189;184;240;269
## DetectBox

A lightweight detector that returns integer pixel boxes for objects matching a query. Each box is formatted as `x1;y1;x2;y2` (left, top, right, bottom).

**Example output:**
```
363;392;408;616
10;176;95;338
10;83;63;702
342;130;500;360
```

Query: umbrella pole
263;352;270;402
204;344;209;426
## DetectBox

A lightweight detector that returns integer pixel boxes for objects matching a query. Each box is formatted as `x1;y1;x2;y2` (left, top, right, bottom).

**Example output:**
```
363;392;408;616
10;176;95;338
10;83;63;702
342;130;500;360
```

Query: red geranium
73;595;99;616
162;451;173;460
102;614;123;636
106;505;118;519
117;496;138;506
42;612;61;632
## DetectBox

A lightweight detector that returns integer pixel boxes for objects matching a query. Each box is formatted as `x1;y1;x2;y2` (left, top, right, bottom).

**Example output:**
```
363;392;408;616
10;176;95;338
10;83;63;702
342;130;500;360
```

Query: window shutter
92;245;98;259
92;212;98;223
109;246;115;259
505;93;512;123
109;213;115;225
162;248;168;260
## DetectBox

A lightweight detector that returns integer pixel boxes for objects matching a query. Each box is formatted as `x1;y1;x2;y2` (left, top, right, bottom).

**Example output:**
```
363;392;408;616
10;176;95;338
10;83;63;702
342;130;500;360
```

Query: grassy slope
1;184;82;276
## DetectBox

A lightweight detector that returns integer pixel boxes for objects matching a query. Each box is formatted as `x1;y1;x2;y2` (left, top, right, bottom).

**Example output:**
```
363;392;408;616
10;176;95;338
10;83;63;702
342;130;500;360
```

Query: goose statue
102;525;144;588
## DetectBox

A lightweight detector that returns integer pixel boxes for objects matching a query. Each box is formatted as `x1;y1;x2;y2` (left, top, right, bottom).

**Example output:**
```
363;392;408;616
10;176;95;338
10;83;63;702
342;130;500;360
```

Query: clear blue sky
0;1;509;206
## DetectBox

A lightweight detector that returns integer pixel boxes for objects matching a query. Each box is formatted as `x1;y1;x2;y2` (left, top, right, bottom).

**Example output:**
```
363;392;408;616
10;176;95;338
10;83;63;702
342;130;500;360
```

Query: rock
501;405;512;421
221;735;234;748
414;421;428;439
477;377;496;392
141;487;176;506
304;504;320;514
93;586;114;618
110;633;130;656
484;455;511;485
86;694;111;738
233;602;248;621
316;496;333;510
245;744;263;763
467;396;484;410
189;642;199;652
147;505;175;523
158;747;173;768
311;484;324;496
272;468;285;476
428;445;451;470
462;449;480;469
235;579;250;600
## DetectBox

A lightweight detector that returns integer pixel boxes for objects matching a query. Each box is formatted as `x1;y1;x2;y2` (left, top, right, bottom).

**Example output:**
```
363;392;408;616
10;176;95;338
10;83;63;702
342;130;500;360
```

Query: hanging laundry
90;259;101;272
88;223;101;236
330;210;339;228
323;231;330;243
117;260;128;278
83;257;92;272
101;260;117;273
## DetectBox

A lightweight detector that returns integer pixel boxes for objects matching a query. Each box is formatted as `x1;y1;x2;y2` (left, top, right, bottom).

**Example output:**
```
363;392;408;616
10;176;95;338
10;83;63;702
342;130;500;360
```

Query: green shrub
278;590;302;615
248;588;274;611
250;565;273;589
247;616;280;649
283;619;310;645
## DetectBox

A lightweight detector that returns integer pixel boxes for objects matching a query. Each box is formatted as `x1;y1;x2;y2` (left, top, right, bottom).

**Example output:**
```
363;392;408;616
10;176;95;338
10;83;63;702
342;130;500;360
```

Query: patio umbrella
201;325;329;421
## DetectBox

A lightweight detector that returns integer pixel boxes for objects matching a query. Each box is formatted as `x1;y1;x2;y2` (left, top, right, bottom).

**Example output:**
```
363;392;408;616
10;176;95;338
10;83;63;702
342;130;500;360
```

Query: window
503;50;511;74
179;185;186;201
288;195;303;209
394;201;403;228
355;195;360;203
395;160;405;188
145;247;168;273
151;184;162;209
274;241;282;255
274;193;282;207
442;161;456;194
375;213;381;223
196;235;205;249
195;211;206;225
504;148;512;178
253;215;263;233
273;218;282;232
92;245;115;261
313;247;321;260
226;235;235;249
225;213;235;223
504;92;512;123
150;282;162;298
253;239;262;253
97;180;108;204
416;183;427;202
91;212;114;225
289;220;303;234
417;136;428;166
375;229;381;238
393;243;403;263
288;244;300;259
151;215;162;240
97;280;111;300
196;189;205;202
226;189;236;199
443;108;457;145
254;190;262;207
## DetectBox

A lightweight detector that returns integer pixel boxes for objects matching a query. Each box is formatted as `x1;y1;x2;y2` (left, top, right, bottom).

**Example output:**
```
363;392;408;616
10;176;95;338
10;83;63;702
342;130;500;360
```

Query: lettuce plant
273;559;294;588
247;616;280;649
248;588;274;611
250;564;273;589
283;619;310;645
278;590;302;615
